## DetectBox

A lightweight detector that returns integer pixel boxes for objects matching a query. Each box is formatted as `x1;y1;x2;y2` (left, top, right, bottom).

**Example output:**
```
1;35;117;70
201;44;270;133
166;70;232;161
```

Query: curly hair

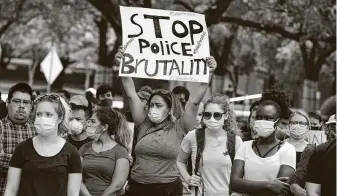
95;108;131;151
203;93;240;135
31;94;72;136
259;88;291;119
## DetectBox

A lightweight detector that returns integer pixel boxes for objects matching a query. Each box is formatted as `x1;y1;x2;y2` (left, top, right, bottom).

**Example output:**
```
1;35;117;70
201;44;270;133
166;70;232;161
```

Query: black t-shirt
9;138;82;196
68;135;92;150
306;139;336;196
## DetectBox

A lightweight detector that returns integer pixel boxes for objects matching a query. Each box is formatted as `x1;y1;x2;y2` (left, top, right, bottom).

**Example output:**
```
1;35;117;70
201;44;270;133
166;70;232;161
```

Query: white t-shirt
181;129;243;196
234;140;296;181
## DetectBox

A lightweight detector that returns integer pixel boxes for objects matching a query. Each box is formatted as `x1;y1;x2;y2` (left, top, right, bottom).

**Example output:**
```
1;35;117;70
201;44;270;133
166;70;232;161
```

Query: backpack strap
226;131;236;164
195;128;205;174
194;127;205;196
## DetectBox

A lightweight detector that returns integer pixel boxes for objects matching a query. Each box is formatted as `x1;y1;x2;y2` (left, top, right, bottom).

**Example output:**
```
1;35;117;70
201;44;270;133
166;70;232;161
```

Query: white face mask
254;120;277;138
204;119;223;131
85;126;103;141
69;120;84;135
289;125;307;139
148;108;169;124
34;117;58;137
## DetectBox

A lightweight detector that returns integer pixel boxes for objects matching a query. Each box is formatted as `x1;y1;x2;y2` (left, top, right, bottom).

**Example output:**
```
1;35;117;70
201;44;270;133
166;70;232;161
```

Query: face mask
310;126;321;130
34;117;58;137
69;120;84;135
100;98;113;108
85;126;103;141
203;118;223;131
254;120;277;138
148;108;169;124
289;125;307;139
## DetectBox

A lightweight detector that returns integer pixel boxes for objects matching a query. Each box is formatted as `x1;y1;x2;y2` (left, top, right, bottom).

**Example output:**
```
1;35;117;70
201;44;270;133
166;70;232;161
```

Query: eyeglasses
202;112;225;121
289;121;309;127
10;99;31;107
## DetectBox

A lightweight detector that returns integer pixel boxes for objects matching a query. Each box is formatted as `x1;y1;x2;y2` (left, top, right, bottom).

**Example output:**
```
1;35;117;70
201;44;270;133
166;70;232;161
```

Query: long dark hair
95;108;131;151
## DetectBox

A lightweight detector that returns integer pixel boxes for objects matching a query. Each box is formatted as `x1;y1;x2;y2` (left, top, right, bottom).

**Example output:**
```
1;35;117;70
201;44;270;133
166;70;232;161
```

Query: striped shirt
0;116;37;195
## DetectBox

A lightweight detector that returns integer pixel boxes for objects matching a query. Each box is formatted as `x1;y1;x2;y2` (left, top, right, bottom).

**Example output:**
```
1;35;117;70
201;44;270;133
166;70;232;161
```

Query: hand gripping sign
119;6;210;83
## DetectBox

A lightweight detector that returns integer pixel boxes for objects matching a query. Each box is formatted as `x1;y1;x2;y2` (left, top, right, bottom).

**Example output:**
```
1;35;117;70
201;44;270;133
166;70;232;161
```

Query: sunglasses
202;112;225;121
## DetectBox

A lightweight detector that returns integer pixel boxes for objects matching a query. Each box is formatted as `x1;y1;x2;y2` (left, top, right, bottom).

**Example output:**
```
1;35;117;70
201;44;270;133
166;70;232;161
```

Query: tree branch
86;0;122;36
173;0;194;12
205;0;234;26
0;21;14;38
221;16;301;41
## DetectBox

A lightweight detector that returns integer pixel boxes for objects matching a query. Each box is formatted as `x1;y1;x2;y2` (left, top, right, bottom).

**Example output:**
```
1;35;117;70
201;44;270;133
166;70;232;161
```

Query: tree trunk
96;16;110;67
300;41;336;112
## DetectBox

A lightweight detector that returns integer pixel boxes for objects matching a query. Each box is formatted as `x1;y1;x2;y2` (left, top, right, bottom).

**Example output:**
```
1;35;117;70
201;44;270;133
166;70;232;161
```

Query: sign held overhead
119;6;210;83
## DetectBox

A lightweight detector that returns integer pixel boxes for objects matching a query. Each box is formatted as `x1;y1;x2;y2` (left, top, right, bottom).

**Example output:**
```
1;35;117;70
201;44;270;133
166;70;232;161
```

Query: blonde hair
203;93;241;135
31;94;72;135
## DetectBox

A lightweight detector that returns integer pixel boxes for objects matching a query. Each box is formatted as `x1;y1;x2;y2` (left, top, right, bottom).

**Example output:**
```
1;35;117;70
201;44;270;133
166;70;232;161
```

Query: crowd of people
0;52;335;196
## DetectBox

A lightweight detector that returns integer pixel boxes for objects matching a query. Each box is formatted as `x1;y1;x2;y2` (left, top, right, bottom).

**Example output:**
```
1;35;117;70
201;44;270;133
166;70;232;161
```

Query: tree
220;0;336;111
1;0;99;89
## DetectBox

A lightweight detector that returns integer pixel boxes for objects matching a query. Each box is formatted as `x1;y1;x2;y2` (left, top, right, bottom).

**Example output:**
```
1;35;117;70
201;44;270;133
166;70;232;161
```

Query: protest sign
119;6;210;83
308;130;327;145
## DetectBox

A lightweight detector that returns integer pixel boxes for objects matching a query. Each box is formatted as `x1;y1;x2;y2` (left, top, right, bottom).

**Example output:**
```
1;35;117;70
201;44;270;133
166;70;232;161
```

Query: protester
177;94;243;196
96;84;115;109
79;108;131;196
57;89;71;103
0;91;7;119
241;101;259;141
285;110;310;165
32;90;41;101
195;102;204;129
118;48;216;195
230;91;296;196
4;94;82;196
68;95;93;150
260;89;292;140
172;86;190;108
305;114;336;196
85;88;99;112
324;114;336;141
0;83;37;195
308;112;323;131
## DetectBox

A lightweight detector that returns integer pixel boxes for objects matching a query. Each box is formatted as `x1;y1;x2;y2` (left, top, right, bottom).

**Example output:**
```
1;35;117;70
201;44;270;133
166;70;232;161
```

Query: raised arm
181;57;216;132
101;158;129;196
116;49;147;125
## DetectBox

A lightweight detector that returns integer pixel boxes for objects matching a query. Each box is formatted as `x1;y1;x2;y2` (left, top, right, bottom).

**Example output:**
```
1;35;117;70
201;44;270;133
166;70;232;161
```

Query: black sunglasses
202;112;225;121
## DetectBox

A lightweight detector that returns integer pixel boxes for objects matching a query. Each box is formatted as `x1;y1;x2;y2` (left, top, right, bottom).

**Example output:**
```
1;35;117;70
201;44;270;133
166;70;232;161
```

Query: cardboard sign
119;6;210;83
308;130;327;145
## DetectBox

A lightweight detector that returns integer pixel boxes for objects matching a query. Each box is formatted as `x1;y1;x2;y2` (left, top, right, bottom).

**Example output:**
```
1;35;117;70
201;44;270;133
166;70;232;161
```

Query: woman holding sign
117;49;216;196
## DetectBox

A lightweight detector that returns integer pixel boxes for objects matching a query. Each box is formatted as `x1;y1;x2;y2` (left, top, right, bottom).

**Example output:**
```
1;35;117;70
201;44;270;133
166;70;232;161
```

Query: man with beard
0;83;37;195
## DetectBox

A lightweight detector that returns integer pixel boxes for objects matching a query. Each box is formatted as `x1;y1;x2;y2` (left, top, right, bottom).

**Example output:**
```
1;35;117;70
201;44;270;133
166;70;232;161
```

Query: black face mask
310;126;321;130
99;98;113;108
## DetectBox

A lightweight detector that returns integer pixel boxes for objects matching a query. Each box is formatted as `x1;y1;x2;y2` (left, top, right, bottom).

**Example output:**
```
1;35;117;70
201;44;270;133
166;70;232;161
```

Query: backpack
194;127;236;196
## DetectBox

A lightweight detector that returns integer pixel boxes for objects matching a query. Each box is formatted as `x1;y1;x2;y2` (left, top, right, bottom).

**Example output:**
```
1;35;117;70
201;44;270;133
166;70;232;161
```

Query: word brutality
121;53;207;77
